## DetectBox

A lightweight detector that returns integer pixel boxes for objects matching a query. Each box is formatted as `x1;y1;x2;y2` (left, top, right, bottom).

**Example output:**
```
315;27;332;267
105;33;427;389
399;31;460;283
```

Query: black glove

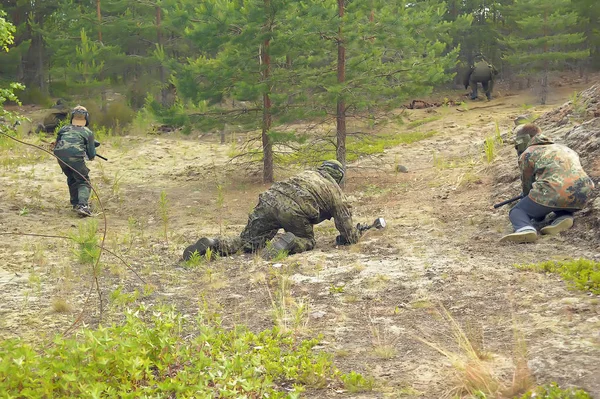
335;235;351;246
356;223;369;234
94;141;101;147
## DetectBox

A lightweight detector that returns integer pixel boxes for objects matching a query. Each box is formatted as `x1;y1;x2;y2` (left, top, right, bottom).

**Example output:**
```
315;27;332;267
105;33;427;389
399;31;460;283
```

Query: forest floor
1;78;599;398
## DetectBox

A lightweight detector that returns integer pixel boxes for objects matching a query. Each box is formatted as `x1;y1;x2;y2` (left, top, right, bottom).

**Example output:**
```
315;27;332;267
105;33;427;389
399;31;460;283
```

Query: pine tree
177;0;298;183
283;0;462;167
501;0;588;104
0;10;23;124
572;0;600;69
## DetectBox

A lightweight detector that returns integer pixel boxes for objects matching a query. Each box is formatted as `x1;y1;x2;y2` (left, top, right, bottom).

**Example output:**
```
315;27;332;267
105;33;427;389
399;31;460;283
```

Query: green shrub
0;305;359;397
517;383;592;398
100;100;135;131
145;95;189;127
341;371;375;393
49;80;71;100
282;130;437;165
515;258;600;294
17;87;52;107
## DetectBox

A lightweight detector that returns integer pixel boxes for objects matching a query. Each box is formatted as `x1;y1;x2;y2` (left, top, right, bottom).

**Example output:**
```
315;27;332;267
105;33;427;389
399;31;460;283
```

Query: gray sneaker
183;237;215;261
75;204;92;217
500;227;538;243
540;217;574;235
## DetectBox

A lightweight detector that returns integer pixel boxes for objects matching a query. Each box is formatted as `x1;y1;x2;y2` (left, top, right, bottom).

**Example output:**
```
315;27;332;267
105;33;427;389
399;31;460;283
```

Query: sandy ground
0;81;599;398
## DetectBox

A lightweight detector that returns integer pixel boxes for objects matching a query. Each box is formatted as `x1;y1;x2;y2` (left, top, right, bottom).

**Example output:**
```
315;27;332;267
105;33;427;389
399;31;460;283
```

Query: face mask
514;136;530;156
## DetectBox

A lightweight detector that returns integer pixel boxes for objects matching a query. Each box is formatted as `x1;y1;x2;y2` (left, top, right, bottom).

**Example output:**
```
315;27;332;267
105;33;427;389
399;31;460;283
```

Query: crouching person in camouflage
183;160;361;260
500;124;595;243
53;106;96;217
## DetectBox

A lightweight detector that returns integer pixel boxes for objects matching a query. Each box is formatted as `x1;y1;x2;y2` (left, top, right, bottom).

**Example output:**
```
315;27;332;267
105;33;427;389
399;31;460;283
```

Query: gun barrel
493;195;523;209
96;154;108;161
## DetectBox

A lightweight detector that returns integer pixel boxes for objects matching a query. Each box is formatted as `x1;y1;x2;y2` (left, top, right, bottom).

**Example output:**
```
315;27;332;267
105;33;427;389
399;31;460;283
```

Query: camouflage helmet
70;105;90;127
514;124;541;156
318;159;345;184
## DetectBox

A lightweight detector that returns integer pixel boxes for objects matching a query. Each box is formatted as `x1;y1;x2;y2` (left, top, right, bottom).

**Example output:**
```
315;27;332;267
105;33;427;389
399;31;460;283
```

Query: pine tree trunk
541;69;548;105
261;0;274;184
96;0;102;42
157;6;168;107
36;32;46;94
336;0;347;169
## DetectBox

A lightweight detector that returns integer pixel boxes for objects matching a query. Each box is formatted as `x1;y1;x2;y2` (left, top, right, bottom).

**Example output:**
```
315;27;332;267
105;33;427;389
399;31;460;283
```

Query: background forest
1;2;600;398
1;0;599;183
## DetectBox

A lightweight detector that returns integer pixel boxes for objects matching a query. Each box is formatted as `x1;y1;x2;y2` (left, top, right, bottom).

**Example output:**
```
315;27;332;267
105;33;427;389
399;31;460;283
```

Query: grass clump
282;130;437;165
407;116;440;129
340;371;375;393
0;305;363;397
515;258;600;294
517;383;592;398
51;298;72;313
414;305;534;398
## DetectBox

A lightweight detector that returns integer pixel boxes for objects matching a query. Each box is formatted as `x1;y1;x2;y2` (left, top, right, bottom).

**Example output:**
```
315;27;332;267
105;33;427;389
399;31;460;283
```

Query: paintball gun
493;194;523;209
94;141;108;161
335;217;387;246
358;217;387;234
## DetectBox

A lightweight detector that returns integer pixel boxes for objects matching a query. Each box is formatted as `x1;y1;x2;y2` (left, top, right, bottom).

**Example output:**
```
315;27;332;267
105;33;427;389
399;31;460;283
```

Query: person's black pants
509;196;577;231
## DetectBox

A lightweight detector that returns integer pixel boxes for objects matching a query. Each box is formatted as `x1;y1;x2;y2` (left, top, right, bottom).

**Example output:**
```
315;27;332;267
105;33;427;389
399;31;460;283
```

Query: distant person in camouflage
37;99;69;133
464;55;498;101
500;124;595;243
183;160;361;260
53;105;96;217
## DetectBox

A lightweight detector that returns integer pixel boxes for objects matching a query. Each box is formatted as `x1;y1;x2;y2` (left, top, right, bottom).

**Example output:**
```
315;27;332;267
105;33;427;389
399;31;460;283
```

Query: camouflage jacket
53;124;96;160
43;104;69;126
520;134;595;209
467;61;498;84
260;170;360;244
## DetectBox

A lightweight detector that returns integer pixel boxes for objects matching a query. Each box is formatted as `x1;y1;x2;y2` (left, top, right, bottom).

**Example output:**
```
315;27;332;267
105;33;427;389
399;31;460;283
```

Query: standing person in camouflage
183;160;362;260
464;54;498;101
53;105;96;217
500;124;595;243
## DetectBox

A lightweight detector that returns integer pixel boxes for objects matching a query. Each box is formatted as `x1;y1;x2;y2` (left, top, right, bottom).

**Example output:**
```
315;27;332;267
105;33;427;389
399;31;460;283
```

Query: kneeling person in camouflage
53;106;96;217
183;160;361;260
500;124;595;243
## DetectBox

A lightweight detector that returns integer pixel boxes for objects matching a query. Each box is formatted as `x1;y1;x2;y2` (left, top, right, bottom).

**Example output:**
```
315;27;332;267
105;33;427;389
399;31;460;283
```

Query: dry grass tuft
414;304;535;398
52;298;72;313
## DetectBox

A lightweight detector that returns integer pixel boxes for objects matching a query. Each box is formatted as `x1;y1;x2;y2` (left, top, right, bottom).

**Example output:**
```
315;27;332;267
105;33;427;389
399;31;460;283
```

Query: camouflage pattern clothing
520;134;594;209
211;169;360;256
41;103;69;133
53;124;96;206
466;60;498;100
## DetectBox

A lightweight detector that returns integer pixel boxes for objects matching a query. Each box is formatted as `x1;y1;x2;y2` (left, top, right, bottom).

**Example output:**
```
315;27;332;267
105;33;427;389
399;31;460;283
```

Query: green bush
49;80;71;100
281;130;437;165
145;95;189;127
0;305;356;397
17;87;52;107
101;100;135;131
515;258;600;294
517;383;592;398
340;371;375;393
80;99;135;133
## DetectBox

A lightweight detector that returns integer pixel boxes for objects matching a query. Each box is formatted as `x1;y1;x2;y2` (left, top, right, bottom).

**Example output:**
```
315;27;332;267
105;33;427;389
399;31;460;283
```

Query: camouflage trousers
57;157;91;206
213;198;316;256
469;78;494;100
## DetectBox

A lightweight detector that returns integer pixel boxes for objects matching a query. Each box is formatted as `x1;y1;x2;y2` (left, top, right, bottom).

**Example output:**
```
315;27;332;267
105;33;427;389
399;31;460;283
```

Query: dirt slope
0;82;599;398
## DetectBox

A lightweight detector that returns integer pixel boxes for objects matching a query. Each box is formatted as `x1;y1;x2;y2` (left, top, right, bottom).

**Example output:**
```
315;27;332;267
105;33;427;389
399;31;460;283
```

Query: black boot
183;237;216;261
262;232;297;260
